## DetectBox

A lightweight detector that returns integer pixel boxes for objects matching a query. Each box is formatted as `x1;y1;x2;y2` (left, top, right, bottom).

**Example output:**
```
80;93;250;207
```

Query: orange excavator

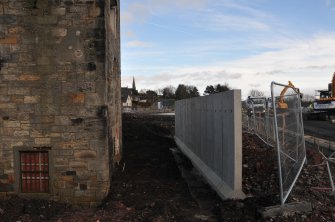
313;72;335;123
278;81;302;109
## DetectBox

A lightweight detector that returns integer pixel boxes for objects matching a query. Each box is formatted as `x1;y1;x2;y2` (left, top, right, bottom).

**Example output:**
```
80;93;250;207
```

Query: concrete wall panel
175;90;244;199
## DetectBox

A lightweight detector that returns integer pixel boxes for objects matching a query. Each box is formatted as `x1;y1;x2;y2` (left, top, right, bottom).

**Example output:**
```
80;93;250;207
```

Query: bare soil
1;113;335;221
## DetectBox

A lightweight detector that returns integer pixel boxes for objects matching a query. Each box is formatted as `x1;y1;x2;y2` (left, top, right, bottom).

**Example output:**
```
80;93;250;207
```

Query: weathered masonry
0;0;121;206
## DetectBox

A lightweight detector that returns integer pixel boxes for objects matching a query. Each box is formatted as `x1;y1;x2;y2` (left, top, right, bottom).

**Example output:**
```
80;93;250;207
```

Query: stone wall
0;0;121;206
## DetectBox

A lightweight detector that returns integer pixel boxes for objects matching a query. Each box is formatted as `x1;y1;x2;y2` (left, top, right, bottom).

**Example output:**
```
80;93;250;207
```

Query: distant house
122;95;132;107
121;77;140;109
121;87;134;108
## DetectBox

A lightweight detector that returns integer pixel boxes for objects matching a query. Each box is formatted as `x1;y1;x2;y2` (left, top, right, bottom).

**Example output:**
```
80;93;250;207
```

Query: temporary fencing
243;97;276;147
243;82;306;205
271;82;306;205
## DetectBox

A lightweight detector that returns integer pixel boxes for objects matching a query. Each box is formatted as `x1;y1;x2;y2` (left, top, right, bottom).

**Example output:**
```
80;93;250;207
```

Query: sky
120;0;335;99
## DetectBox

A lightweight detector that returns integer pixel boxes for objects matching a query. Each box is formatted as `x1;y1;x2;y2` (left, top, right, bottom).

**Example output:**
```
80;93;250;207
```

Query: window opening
20;151;49;193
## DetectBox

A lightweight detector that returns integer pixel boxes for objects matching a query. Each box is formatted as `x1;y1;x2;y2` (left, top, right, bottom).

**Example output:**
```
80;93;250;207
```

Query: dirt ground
1;113;335;221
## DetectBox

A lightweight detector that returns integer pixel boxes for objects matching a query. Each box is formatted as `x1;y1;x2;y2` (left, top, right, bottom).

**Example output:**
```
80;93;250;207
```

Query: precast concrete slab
175;90;245;200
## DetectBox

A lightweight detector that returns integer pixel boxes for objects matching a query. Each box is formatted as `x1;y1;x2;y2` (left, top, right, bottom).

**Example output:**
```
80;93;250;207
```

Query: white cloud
125;40;153;48
122;33;335;98
122;0;208;25
149;0;208;9
203;14;269;32
124;30;136;38
121;2;152;24
217;1;270;18
195;1;273;32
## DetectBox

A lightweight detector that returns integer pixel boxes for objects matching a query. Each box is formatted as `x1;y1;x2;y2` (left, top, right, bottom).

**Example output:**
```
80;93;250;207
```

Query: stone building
0;0;121;206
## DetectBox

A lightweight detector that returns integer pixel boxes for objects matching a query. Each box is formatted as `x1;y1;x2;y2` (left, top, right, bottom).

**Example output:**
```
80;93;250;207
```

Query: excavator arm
278;81;302;109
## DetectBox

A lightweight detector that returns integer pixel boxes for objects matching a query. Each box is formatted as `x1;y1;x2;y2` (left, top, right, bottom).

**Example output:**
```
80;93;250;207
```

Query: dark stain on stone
97;106;107;118
88;62;96;71
0;58;4;70
64;0;74;6
2;116;9;120
80;183;87;191
65;171;76;176
88;41;95;49
0;174;8;179
71;118;84;125
33;0;38;9
0;183;14;192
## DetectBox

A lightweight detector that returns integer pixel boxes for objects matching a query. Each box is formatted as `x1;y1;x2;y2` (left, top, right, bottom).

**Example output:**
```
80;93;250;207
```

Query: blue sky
121;0;335;98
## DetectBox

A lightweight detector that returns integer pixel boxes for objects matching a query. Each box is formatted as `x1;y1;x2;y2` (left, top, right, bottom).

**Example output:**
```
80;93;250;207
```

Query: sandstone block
8;88;30;95
74;150;97;159
78;82;95;92
50;133;61;138
61;176;74;182
19;75;40;81
54;181;66;189
0;36;18;44
51;7;66;16
69;161;87;169
37;57;51;65
55;116;71;125
13;130;29;137
0;128;14;136
71;93;85;104
35;138;51;145
55;157;69;166
3;121;20;128
52;28;67;37
85;93;103;106
74;190;96;198
36;16;58;25
8;26;25;34
0;96;10;102
24;96;40;104
54;149;73;156
36;0;48;9
0;103;17;109
3;75;18;81
89;5;101;17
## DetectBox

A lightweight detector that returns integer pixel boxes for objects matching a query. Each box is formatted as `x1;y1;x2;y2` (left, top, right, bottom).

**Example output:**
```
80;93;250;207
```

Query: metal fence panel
243;97;275;147
271;82;306;205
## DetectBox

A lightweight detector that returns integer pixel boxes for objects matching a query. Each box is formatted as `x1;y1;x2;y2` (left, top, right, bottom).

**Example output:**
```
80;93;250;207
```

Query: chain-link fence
271;81;306;205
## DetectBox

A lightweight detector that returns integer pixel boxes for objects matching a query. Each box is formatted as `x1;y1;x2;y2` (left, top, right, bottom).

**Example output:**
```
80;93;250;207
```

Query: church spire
132;76;136;91
132;76;137;95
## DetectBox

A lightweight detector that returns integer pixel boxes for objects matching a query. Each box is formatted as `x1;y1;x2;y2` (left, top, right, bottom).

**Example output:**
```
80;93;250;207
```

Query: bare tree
161;85;176;99
175;84;200;100
302;94;314;102
248;89;265;97
203;83;231;95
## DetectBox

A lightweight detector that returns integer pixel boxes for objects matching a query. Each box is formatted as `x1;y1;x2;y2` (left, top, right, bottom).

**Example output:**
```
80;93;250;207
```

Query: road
304;120;335;142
